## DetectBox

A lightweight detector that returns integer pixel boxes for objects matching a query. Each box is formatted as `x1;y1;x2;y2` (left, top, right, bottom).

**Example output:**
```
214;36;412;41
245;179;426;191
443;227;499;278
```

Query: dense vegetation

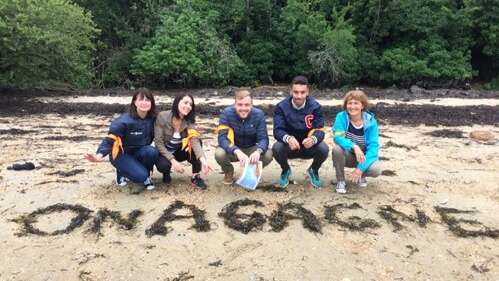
1;0;498;88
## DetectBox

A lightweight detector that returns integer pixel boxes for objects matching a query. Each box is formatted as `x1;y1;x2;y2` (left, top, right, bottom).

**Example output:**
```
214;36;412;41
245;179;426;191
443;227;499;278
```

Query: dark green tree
0;0;97;88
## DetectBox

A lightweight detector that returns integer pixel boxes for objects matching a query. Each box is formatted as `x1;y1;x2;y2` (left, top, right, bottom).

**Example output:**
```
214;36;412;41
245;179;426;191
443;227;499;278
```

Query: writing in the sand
11;199;499;239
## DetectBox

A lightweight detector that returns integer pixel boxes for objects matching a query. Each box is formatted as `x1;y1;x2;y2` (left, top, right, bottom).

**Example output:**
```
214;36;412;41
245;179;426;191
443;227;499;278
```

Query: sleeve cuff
283;134;291;143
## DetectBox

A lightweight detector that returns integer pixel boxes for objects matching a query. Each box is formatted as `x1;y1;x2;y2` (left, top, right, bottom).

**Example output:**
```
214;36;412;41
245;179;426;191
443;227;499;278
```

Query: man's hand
353;145;366;163
350;168;363;183
288;136;300;151
84;153;104;162
248;150;261;164
171;159;185;173
234;149;249;166
302;137;314;149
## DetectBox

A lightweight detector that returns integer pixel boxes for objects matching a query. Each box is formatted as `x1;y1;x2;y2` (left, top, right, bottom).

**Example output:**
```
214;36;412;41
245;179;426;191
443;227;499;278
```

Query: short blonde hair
343;90;369;111
234;90;252;100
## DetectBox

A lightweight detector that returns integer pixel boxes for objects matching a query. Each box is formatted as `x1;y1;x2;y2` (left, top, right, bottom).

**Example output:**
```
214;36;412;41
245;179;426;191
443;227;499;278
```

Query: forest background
1;0;498;90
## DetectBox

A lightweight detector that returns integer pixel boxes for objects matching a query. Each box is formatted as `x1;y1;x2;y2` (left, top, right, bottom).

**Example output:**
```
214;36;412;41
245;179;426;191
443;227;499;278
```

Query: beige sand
0;104;498;281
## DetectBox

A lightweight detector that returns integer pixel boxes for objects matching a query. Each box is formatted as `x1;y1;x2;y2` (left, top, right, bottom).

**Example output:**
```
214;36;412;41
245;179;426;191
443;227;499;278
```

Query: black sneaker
191;174;207;189
162;172;172;184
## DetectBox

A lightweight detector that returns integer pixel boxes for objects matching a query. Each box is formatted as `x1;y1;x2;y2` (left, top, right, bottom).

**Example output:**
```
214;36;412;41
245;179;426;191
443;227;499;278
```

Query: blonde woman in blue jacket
332;90;382;194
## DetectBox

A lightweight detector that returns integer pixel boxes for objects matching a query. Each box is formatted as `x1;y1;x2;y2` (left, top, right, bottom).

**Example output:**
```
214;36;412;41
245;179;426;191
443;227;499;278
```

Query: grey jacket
154;110;205;160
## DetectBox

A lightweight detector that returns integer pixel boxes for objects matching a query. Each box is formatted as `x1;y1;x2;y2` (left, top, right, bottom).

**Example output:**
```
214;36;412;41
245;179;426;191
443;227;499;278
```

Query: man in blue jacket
272;76;329;188
215;90;273;185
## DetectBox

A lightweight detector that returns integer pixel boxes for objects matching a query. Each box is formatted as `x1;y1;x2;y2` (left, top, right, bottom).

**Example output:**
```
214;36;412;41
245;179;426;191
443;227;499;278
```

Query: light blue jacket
332;111;380;172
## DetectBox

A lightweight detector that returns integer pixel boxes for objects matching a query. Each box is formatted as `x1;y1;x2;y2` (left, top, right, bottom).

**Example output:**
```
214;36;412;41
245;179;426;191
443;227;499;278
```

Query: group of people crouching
85;76;382;194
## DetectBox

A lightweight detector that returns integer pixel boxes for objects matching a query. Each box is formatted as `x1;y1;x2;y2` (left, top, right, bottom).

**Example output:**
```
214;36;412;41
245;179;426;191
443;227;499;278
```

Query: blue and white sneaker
335;180;347;194
306;167;322;188
116;176;129;187
278;169;291;189
359;177;368;188
143;177;155;191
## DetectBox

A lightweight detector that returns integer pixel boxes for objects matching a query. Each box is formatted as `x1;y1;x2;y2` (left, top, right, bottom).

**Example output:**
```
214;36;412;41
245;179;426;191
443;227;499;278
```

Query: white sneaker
335;181;347;194
359;177;368;188
116;176;129;187
143;177;155;191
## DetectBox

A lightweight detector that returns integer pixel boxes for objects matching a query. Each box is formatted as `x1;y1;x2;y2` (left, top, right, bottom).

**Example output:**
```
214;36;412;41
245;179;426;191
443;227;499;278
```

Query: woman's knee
367;161;382;177
332;144;345;156
155;156;171;173
142;146;159;158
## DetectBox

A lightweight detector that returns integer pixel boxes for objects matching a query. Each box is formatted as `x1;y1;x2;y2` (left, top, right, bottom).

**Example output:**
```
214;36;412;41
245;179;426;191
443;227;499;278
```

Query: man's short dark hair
291;75;308;86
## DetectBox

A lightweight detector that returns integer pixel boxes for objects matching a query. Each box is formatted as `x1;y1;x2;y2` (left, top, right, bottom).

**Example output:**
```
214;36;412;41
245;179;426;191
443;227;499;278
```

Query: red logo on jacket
305;114;314;129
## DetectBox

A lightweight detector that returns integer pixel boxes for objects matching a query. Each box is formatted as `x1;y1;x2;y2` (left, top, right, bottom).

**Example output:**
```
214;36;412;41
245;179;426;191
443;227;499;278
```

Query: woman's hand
353;145;366;163
350;168;363;183
199;157;214;176
84;153;104;162
171;159;185;174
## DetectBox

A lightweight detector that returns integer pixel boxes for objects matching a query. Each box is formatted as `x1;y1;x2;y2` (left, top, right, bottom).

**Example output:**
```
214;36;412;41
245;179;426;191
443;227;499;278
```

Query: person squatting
85;76;382;194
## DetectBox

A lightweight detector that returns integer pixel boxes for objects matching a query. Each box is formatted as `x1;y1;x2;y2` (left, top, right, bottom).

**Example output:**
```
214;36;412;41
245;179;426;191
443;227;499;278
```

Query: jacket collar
165;110;189;131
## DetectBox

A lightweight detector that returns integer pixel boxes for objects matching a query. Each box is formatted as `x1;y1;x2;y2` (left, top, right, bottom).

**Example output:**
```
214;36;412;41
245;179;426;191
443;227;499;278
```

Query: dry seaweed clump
218;198;266;234
424;129;465;139
167;271;194;281
87;208;143;237
47;169;85;177
269;202;321;233
145;200;210;237
435;206;499;238
12;203;92;236
377;205;430;232
324;203;381;232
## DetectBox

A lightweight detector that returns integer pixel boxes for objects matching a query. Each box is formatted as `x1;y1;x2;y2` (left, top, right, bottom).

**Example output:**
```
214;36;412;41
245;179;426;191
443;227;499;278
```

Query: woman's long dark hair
171;93;196;123
129;88;157;119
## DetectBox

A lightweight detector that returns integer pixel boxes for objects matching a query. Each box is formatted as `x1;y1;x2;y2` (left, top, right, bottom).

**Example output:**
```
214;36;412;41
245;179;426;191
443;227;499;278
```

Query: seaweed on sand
269;202;321;233
377;205;430;232
87;208;143;237
324;203;381;232
218;198;266;234
145;200;210;237
11;203;92;236
435;206;499;238
424;129;465;139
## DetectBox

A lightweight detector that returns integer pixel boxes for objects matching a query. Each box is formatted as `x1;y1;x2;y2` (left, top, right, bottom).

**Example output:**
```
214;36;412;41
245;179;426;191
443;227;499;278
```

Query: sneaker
307;167;322;188
116;176;129;187
278;169;291;189
223;171;234;185
143;177;155;191
162;172;172;184
191;174;207;189
359;177;368;188
336;180;347;194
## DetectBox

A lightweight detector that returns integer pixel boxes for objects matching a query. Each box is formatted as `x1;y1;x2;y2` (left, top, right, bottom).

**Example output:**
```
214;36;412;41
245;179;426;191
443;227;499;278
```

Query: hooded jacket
333;111;380;172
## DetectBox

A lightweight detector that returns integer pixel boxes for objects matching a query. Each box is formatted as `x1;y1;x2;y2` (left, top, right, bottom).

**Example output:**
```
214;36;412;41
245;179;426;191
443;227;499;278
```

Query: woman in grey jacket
155;93;212;189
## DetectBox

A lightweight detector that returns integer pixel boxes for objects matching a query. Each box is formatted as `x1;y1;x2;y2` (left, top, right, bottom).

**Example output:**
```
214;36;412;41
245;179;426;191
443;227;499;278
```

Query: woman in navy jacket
85;88;159;191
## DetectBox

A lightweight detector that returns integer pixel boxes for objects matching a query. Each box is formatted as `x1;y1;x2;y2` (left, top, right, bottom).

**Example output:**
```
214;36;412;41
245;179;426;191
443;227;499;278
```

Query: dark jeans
272;141;329;172
156;149;202;174
111;145;159;183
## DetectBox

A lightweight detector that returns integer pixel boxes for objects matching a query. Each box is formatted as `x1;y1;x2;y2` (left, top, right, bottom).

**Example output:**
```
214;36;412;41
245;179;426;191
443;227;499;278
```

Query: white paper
236;161;263;190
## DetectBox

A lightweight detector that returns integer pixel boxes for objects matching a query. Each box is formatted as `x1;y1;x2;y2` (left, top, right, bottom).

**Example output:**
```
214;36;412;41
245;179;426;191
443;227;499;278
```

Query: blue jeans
110;146;159;183
272;141;329;172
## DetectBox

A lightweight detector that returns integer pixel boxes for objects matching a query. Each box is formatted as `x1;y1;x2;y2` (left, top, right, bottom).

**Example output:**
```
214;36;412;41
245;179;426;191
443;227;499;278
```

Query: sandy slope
0;101;498;281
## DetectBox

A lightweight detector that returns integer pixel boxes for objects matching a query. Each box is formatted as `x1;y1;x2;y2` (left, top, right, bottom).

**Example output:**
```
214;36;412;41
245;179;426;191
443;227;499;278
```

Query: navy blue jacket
97;113;155;156
218;106;269;154
273;96;325;144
